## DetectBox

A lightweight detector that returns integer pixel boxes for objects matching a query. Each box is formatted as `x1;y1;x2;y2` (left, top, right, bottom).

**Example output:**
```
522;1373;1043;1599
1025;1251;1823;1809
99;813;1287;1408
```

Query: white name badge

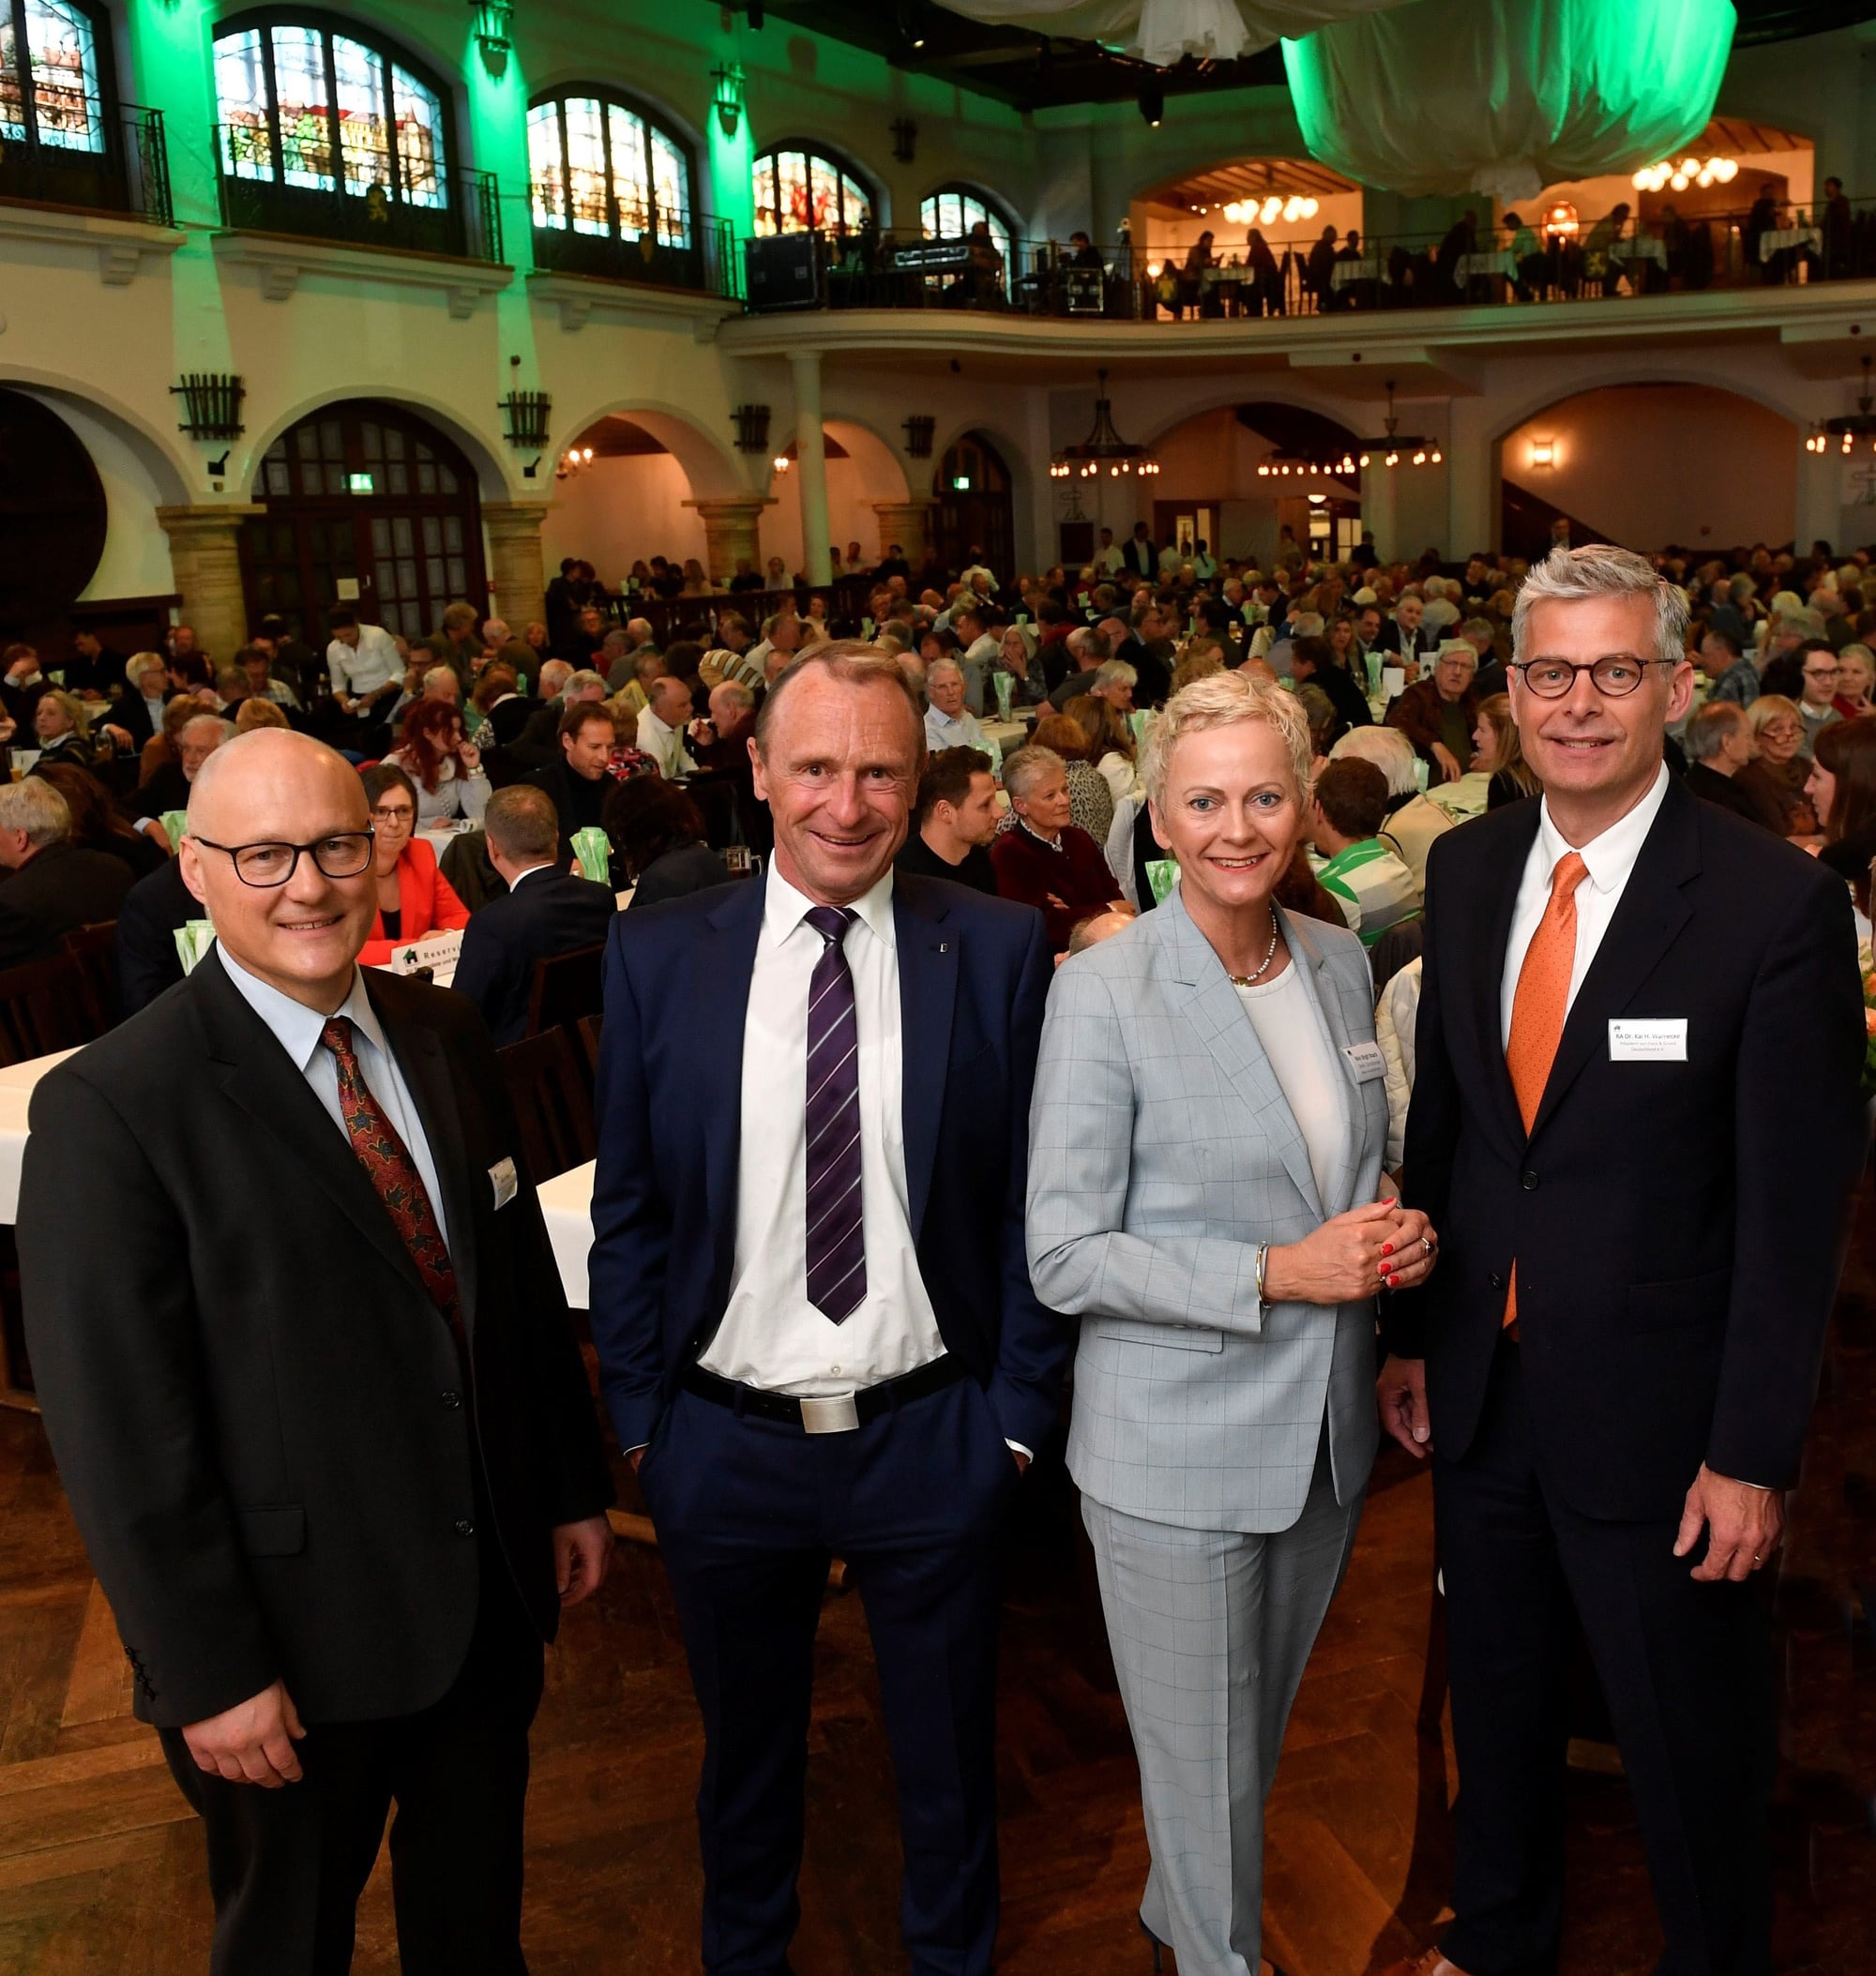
1609;1018;1687;1063
1344;1040;1386;1083
490;1155;519;1210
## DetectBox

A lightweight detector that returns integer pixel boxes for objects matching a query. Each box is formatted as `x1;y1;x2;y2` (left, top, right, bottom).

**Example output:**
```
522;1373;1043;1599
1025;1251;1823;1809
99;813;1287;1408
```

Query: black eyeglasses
191;830;375;888
1511;656;1674;700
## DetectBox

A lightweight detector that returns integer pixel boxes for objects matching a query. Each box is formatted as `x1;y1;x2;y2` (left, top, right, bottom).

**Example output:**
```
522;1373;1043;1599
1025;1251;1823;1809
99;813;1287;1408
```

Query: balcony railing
742;204;1876;321
0;105;172;227
215;131;502;264
529;208;741;297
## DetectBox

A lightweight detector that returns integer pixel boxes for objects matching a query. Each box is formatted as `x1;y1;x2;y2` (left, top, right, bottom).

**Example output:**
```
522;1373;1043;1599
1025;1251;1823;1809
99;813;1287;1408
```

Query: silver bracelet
1254;1241;1270;1310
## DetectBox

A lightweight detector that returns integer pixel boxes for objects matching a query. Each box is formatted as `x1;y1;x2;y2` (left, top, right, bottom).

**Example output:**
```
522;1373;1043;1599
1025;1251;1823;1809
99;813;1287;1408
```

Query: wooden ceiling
1145;156;1359;214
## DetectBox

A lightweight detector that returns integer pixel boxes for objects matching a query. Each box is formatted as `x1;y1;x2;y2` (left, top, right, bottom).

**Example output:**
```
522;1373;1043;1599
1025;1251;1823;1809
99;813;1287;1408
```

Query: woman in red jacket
356;762;470;967
990;743;1121;954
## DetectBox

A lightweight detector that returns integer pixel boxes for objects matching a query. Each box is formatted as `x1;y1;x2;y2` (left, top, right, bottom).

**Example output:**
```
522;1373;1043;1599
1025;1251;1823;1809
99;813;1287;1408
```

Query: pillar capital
684;497;776;586
870;497;936;567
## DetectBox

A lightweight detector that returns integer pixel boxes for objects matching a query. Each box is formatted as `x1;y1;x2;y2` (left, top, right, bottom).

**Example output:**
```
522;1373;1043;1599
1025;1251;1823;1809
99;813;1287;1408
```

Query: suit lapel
191;955;430;1303
372;980;482;1338
1468;800;1542;1157
1529;780;1700;1142
1162;891;1321;1218
696;881;765;1230
894;878;958;1241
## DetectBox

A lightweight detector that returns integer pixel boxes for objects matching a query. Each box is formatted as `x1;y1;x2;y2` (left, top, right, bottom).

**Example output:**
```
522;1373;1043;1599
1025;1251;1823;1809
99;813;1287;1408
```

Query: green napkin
1144;859;1179;905
569;826;612;884
160;810;189;852
1127;708;1153;748
174;920;217;973
992;671;1014;722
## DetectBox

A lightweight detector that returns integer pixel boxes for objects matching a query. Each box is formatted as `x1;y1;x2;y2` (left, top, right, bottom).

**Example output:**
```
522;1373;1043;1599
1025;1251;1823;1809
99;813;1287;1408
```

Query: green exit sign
348;471;375;493
952;474;972;491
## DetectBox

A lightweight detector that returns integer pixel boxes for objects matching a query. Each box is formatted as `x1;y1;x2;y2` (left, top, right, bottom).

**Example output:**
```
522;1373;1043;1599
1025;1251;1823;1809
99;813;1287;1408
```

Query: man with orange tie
1373;546;1865;1976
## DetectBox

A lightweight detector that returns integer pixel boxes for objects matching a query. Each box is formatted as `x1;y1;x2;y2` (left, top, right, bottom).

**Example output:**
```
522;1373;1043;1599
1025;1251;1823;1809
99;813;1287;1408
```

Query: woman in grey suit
1027;671;1439;1976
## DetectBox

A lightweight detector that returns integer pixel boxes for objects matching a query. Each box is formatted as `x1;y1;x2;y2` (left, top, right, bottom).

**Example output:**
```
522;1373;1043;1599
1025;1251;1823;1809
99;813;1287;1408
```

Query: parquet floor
0;1192;1871;1974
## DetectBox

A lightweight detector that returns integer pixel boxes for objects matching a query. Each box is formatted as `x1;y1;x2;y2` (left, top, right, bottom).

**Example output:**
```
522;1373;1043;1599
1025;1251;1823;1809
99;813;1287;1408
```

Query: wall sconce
772;453;791;475
170;372;246;440
891;117;917;164
1530;437;1556;468
902;414;935;459
712;62;747;139
469;0;514;79
733;402;772;453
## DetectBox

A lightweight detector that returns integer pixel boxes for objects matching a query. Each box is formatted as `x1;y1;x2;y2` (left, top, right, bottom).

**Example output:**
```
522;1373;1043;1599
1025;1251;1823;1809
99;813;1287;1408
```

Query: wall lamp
469;0;513;79
713;62;747;139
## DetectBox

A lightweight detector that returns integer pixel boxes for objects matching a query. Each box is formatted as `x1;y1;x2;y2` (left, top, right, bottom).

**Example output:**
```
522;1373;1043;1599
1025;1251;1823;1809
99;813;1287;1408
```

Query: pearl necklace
1226;913;1281;988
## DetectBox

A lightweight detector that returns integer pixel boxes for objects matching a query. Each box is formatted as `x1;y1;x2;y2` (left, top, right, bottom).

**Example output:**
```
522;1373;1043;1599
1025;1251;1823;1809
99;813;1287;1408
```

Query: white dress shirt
699;867;946;1397
326;623;401;700
924;703;986;752
219;950;451;1255
636;705;697;780
1499;763;1670;1046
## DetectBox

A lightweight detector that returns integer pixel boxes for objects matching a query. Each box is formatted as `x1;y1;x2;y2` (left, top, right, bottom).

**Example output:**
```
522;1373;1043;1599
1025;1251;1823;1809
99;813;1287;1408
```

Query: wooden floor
1;1197;1872;1972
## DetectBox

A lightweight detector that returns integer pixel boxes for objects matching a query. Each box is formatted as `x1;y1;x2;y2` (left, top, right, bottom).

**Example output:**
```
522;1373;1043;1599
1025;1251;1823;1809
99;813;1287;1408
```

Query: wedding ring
1420;1235;1434;1256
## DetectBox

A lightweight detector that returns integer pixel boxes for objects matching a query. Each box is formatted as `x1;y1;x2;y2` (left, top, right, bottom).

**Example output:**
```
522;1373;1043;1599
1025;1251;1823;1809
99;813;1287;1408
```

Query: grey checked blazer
1027;887;1384;1534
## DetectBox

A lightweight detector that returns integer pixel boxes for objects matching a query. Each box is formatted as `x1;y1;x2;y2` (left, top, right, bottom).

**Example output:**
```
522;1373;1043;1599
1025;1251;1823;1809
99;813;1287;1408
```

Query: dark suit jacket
453;867;619;1048
1388;778;1867;1520
0;842;132;969
114;854;197;1015
1121;537;1157;580
1376;620;1442;665
105;691;173;753
525;760;616;882
588;873;1067;1457
18;955;613;1728
1684;760;1767;828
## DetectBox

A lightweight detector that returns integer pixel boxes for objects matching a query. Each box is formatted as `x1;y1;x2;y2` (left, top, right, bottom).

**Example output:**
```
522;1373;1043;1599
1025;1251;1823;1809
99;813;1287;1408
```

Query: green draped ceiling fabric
1281;0;1737;205
935;0;1408;67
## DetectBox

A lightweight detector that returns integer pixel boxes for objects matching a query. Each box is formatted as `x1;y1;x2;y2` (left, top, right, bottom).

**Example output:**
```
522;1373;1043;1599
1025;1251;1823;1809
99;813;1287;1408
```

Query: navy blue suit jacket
452;867;618;1048
588;870;1067;1457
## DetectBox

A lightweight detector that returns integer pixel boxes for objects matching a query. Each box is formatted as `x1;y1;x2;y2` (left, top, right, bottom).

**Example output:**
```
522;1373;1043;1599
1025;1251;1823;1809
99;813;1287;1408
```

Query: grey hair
1328;723;1419;797
1093;658;1137;692
1289;611;1325;638
1140;669;1312;811
1067;626;1110;662
0;777;70;849
927;658;964;686
711;679;756;712
566;669;608;696
1685;701;1747;762
1003;744;1066;805
1510;543;1687;671
129;650;167;685
752;641;925;761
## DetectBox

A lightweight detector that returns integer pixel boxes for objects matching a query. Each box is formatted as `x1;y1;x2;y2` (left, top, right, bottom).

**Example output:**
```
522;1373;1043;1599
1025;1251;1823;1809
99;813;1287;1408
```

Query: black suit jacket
1389;779;1866;1519
1121;536;1157;580
18;955;613;1727
114;855;197;1015
1684;759;1767;828
453;867;619;1048
0;842;133;969
1377;620;1441;664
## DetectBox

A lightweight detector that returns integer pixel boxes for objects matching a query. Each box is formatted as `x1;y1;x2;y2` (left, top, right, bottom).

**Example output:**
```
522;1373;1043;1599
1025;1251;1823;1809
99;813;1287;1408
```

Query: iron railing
0;104;172;226
741;204;1876;320
215;130;503;264
528;204;742;297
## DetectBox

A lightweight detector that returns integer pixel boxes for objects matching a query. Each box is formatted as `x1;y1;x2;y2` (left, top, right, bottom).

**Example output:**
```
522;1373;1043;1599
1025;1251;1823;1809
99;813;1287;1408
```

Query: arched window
751;143;873;237
920;185;1014;264
0;0;108;153
528;87;692;251
212;13;472;252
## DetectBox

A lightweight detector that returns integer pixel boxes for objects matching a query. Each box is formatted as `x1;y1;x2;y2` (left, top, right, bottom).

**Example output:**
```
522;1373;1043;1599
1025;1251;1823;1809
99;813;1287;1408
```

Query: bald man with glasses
19;731;613;1976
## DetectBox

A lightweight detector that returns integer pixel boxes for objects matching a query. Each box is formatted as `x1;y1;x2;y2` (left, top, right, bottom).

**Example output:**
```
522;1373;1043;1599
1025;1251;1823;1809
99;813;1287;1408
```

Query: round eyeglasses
1511;656;1674;700
190;831;375;888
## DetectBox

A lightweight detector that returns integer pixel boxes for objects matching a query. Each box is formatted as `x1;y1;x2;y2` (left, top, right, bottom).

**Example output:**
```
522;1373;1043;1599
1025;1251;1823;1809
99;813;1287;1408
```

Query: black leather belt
681;1354;967;1433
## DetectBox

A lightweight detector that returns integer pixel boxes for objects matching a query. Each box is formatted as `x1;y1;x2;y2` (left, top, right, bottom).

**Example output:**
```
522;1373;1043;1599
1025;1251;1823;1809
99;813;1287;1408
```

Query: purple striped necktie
803;904;866;1324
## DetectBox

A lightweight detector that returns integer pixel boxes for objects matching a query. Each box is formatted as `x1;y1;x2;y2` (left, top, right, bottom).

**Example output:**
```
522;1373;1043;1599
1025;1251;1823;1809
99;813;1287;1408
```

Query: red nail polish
1381;1244;1394;1256
1387;1274;1400;1287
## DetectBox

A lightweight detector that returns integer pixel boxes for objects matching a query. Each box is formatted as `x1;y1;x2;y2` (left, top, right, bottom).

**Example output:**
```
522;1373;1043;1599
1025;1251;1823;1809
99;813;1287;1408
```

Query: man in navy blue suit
451;785;617;1048
590;643;1066;1976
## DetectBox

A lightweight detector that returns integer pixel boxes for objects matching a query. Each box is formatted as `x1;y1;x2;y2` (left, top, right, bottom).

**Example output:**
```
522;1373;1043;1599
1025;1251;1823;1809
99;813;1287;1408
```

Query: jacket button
454;1517;476;1538
1489;1272;1504;1290
1520;1169;1539;1191
441;1390;461;1410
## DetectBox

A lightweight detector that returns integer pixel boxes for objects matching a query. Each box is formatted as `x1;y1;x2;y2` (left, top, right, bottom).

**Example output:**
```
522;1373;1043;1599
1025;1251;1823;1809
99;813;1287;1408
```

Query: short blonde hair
1141;669;1312;810
235;698;289;732
1747;692;1803;737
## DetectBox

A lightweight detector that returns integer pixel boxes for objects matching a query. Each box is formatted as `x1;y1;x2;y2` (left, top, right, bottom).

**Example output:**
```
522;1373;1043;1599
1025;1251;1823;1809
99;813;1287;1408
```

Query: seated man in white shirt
635;674;698;780
923;659;987;752
325;611;401;721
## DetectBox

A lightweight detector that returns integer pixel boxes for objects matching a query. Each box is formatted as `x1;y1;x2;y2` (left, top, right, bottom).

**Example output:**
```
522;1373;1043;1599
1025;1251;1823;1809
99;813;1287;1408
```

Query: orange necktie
1502;852;1589;1328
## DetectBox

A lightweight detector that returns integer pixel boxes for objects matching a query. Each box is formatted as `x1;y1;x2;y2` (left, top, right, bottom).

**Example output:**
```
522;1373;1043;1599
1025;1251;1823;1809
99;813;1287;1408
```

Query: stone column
155;505;265;667
1357;459;1398;566
683;497;775;589
481;502;552;626
870;497;937;572
791;350;832;585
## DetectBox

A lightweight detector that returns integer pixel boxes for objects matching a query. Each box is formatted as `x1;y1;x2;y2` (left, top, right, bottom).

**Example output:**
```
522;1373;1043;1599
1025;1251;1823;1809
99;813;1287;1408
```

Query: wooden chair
496;1028;597;1184
61;921;120;1034
575;1012;603;1082
0;954;102;1066
524;943;605;1041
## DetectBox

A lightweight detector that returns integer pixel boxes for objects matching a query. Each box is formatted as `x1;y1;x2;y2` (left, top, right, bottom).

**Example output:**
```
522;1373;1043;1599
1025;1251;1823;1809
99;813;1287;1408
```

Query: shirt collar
219;948;387;1075
1018;817;1065;853
508;860;556;890
1535;761;1670;896
764;861;897;952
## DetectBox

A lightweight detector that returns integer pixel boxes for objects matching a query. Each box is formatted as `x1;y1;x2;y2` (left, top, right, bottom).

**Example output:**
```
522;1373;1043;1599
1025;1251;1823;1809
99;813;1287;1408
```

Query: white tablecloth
1330;257;1383;290
1759;226;1822;264
1609;235;1668;267
0;1048;79;1224
1455;250;1517;282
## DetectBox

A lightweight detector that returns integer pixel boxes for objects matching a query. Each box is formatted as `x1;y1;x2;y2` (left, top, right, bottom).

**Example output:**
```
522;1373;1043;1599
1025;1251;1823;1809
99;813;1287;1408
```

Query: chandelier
1218;194;1320;226
1807;357;1876;457
1255;381;1442;477
1631;154;1738;193
1051;369;1160;481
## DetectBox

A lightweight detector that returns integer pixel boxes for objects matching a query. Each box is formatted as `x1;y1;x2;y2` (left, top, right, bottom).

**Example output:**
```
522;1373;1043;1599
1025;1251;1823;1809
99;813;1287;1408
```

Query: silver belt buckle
798;1392;860;1435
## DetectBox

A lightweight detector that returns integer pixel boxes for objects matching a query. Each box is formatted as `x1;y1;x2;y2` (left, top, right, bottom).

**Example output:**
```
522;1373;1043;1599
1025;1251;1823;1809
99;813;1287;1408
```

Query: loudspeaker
743;233;819;310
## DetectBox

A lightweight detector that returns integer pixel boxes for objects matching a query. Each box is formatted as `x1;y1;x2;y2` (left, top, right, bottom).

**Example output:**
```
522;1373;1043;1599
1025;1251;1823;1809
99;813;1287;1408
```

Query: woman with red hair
383;699;490;825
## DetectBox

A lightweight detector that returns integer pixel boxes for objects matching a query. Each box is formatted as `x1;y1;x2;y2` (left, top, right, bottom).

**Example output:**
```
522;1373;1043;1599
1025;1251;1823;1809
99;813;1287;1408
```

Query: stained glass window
212;18;451;211
1;0;106;153
526;89;693;250
751;146;873;238
921;187;1013;266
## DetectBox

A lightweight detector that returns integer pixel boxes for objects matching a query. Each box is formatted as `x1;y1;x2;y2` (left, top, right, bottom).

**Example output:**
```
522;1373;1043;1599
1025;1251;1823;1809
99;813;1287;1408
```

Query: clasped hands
1263;1196;1437;1309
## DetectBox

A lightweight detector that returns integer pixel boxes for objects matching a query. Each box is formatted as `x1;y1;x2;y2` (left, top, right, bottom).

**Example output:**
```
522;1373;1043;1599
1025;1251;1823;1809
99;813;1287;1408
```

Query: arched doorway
239;401;485;641
0;388;107;641
933;432;1012;577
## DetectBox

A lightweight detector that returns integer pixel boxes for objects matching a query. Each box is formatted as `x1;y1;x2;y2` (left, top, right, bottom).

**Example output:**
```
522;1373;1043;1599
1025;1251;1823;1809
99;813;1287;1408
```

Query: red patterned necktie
320;1015;464;1359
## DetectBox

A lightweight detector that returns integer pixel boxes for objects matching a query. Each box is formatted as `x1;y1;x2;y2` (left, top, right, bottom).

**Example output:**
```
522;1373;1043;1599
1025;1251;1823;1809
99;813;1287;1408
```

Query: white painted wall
541;453;708;588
